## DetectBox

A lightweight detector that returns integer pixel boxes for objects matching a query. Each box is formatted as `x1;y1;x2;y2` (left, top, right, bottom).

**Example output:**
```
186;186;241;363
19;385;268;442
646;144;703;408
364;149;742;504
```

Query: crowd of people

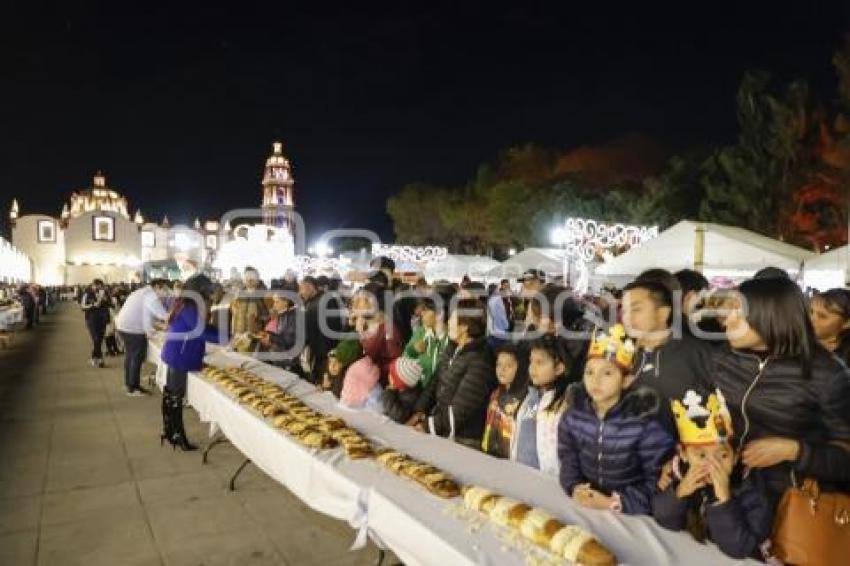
74;255;849;563
0;282;68;330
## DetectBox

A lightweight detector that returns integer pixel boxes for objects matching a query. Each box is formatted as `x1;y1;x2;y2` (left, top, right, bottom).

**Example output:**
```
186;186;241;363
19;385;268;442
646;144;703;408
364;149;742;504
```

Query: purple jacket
160;304;225;371
558;383;675;515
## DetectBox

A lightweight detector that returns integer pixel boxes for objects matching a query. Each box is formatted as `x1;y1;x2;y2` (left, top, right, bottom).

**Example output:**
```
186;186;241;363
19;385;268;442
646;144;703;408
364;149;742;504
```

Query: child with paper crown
558;324;675;514
652;388;774;560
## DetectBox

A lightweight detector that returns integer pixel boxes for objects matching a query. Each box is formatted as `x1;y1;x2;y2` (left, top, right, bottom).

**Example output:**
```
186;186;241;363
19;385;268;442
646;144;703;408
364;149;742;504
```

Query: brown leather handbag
771;477;850;565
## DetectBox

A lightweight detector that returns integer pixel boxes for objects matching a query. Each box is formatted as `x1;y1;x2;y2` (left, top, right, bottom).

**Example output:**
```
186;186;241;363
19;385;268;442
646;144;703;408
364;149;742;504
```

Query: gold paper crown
587;324;636;370
671;389;734;446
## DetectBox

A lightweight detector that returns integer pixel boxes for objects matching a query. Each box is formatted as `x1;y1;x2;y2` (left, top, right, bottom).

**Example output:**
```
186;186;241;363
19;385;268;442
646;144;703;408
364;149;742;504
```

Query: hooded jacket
558;384;675;515
711;346;850;503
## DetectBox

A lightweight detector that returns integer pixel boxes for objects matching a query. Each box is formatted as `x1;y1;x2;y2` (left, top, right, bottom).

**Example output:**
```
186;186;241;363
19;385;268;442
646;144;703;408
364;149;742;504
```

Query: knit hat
329;339;363;369
389;357;424;391
340;356;380;408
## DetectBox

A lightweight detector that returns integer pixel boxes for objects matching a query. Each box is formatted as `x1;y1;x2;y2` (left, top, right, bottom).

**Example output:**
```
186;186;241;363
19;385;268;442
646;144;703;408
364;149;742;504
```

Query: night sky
1;2;848;243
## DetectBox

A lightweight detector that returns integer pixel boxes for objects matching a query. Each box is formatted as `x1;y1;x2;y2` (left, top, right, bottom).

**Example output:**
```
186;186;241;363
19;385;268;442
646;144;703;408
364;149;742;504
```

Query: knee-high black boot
168;393;197;451
160;388;174;447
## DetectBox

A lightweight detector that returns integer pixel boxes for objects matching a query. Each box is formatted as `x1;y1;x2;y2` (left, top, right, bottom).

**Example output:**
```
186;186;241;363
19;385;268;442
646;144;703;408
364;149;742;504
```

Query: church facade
9;142;296;285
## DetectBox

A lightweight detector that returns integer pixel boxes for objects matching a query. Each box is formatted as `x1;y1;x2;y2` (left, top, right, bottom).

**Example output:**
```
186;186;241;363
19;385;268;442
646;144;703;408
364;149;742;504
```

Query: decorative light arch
371;244;448;263
561;217;659;293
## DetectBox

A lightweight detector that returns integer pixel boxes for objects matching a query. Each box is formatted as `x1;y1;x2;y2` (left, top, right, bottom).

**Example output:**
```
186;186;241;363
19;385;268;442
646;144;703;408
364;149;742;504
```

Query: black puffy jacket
414;337;496;445
631;332;715;435
712;346;850;503
382;386;421;424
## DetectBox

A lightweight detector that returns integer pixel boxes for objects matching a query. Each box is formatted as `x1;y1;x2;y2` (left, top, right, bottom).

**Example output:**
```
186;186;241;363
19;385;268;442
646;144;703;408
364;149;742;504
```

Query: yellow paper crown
587;324;636;370
671;389;734;446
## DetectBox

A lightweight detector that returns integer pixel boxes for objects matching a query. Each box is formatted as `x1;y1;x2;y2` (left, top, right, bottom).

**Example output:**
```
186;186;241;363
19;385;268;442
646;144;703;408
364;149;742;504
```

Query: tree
700;71;809;239
386;183;450;244
631;154;706;228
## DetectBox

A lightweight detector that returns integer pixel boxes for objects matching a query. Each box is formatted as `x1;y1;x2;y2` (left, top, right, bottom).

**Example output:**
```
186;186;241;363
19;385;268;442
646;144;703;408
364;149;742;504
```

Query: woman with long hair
713;277;850;508
159;274;225;450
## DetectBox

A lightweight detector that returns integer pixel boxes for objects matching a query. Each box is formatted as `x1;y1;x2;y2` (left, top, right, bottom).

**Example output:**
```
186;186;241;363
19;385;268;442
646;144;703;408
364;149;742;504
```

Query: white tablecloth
0;306;23;331
147;340;756;566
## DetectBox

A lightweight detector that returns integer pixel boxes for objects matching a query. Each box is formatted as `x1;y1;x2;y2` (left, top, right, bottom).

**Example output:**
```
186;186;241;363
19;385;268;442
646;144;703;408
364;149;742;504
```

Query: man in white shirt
116;279;170;396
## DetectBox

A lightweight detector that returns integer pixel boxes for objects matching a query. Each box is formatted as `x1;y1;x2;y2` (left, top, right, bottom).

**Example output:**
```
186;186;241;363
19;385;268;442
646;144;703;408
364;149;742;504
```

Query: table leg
375;548;386;566
228;458;252;491
201;430;229;464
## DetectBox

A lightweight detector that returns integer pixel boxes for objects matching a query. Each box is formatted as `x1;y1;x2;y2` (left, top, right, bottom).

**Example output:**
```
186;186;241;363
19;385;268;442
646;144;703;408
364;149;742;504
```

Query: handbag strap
801;478;820;499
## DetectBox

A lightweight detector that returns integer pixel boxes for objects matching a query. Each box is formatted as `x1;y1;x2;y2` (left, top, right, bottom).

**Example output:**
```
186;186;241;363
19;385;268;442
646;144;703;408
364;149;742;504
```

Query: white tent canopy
484;248;567;281
803;245;848;290
424;254;501;282
595;220;814;278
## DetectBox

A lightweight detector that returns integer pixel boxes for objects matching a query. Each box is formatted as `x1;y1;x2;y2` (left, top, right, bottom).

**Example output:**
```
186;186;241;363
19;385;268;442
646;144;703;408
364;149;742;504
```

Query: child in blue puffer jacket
558;324;674;515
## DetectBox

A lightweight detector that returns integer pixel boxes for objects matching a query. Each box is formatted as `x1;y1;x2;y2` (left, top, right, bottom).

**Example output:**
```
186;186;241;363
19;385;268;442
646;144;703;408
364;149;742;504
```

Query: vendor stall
423;254;500;283
803;245;849;291
595;220;813;283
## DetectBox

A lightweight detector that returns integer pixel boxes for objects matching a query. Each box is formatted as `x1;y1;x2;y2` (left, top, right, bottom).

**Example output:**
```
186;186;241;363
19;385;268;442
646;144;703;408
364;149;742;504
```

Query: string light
371;244;448;263
558;217;659;294
563;217;658;263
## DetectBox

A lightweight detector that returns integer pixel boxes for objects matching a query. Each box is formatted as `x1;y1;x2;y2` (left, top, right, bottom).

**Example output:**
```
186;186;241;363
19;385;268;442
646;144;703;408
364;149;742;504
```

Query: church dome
67;172;130;219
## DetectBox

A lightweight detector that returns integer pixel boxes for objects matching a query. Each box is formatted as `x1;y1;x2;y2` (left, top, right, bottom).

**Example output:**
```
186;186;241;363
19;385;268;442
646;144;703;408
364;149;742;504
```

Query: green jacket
402;325;449;387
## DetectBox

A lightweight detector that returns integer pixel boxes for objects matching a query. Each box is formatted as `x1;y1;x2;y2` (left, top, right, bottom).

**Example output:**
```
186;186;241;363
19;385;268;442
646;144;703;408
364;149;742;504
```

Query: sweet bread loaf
549;525;616;566
376;449;404;466
489;497;531;528
298;430;338;449
344;442;373;459
420;472;461;499
319;417;346;431
519;508;564;547
463;486;498;514
286;421;314;435
273;414;296;429
404;463;440;482
262;404;286;417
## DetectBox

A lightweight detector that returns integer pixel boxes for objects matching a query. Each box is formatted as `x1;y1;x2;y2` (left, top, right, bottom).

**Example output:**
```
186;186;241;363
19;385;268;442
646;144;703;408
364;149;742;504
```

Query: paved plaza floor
0;304;384;566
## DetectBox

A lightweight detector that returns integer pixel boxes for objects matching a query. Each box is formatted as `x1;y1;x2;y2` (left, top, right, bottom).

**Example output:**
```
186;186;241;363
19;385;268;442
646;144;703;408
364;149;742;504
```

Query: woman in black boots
159;275;225;450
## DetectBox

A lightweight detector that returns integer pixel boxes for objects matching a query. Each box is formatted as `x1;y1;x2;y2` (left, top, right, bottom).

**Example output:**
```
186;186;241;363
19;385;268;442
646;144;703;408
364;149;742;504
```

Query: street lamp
314;242;332;258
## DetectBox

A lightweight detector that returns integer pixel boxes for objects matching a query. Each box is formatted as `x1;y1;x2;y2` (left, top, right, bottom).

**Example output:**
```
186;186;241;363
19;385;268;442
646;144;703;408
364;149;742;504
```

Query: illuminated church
9;142;297;285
